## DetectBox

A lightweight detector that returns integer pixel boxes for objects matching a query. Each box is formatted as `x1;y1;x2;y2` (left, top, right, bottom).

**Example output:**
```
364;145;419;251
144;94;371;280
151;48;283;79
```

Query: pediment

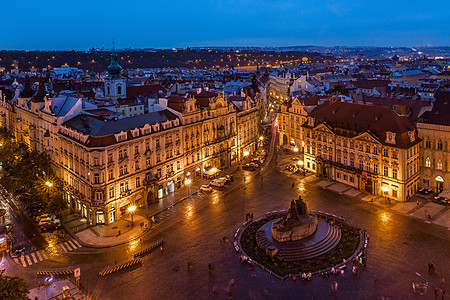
313;123;334;134
354;131;380;144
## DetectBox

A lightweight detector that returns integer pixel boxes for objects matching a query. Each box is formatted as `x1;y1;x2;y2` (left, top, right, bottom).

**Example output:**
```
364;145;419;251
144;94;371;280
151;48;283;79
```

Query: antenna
112;39;115;51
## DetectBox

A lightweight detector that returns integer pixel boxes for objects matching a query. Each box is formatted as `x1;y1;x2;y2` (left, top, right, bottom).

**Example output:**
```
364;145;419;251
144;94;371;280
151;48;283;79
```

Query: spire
106;40;123;79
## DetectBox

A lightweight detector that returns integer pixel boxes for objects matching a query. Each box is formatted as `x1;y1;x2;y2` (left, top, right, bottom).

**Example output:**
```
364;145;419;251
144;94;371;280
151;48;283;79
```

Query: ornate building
302;101;421;202
0;52;261;226
417;90;450;193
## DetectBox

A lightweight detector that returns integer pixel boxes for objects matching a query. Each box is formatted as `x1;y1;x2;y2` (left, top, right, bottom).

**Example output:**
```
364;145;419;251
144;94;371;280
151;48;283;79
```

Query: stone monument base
271;214;318;242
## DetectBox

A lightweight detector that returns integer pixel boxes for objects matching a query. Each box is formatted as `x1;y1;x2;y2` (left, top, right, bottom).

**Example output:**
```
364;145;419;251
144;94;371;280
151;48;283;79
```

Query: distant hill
0;49;325;72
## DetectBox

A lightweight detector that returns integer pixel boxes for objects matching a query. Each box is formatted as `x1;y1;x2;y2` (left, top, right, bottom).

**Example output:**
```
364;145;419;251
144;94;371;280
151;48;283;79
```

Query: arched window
437;140;443;150
425;139;431;148
117;85;122;95
106;86;110;95
437;159;443;170
425;157;431;168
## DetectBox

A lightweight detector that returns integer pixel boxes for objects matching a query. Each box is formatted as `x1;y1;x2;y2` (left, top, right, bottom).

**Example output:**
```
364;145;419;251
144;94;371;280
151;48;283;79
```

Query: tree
0;270;31;300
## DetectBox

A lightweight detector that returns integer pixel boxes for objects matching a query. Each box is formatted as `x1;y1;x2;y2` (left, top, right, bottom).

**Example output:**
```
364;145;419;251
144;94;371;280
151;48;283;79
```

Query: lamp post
128;205;136;228
185;178;192;197
381;186;389;204
45;181;53;203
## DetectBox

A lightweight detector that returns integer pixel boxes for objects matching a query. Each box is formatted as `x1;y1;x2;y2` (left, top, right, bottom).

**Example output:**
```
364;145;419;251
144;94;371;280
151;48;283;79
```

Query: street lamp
128;205;137;227
45;181;53;202
381;186;389;204
185;178;192;196
293;147;299;152
243;151;249;157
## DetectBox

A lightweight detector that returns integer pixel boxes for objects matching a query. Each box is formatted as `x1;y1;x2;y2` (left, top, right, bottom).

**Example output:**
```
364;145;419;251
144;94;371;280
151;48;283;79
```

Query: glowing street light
45;181;53;188
243;151;250;157
259;136;264;141
381;186;389;204
298;160;304;166
128;205;137;227
293;147;299;152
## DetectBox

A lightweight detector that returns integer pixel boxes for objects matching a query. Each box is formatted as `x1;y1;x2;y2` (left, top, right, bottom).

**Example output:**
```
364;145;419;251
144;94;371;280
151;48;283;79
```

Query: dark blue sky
2;0;449;50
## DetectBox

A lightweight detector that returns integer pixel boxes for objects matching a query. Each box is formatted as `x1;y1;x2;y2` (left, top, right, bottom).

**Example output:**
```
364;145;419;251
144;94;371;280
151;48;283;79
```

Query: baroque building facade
301;101;421;202
417;91;450;193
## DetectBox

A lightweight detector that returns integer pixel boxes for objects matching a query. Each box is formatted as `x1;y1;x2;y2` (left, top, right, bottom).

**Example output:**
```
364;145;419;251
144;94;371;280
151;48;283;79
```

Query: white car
200;185;213;193
210;179;226;187
38;218;60;227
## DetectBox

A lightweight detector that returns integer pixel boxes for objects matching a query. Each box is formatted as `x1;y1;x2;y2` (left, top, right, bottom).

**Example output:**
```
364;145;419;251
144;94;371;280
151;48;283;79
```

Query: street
2;147;450;299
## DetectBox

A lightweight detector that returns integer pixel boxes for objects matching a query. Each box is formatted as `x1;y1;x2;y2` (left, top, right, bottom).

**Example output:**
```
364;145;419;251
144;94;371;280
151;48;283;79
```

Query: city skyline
1;0;449;50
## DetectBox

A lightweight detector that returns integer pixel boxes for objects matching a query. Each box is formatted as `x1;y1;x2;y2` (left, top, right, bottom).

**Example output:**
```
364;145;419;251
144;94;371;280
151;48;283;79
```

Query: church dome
106;48;123;78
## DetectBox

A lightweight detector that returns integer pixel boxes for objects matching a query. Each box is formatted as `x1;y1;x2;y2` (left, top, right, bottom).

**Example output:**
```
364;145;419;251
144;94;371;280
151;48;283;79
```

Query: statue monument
271;195;318;242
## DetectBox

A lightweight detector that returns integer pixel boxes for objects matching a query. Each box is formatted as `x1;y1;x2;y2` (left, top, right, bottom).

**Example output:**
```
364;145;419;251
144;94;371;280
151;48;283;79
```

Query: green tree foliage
0;270;31;300
0;132;66;213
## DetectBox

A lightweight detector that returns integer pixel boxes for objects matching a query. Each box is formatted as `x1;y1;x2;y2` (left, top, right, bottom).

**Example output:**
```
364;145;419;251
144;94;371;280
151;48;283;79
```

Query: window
392;189;398;198
135;160;140;170
135;145;139;154
108;169;114;180
359;144;363;151
109;187;114;199
93;156;100;166
425;157;431;168
336;172;340;179
392;150;398;159
145;142;150;152
108;153;113;163
383;166;389;177
136;177;141;187
373;147;378;155
146;158;151;168
365;145;370;153
94;173;100;184
383;148;389;157
373;164;378;174
392;168;398;179
343;174;347;181
437;141;443;150
95;191;103;201
349;176;354;183
437;159;443;170
425;139;431;148
359;161;364;170
156;154;160;163
350;158;354;167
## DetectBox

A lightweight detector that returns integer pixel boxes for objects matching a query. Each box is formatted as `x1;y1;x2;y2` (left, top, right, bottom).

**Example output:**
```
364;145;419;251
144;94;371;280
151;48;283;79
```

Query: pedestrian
435;288;439;299
331;281;338;295
429;263;433;273
441;289;445;300
208;261;212;272
417;200;420;206
160;245;163;254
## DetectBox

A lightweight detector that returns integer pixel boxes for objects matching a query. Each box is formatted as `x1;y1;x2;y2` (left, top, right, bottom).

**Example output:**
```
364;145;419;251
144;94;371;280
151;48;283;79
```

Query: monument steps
276;224;341;261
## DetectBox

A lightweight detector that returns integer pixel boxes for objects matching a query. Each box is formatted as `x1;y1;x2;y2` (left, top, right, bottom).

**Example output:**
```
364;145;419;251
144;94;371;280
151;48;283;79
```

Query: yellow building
417;90;450;193
302;101;421;202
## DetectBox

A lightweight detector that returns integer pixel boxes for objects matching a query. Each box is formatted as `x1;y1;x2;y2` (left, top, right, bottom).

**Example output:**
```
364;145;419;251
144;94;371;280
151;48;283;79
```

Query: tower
104;41;126;102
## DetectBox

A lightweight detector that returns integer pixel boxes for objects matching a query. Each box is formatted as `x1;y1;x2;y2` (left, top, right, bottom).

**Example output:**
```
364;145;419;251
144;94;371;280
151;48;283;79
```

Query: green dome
106;50;123;78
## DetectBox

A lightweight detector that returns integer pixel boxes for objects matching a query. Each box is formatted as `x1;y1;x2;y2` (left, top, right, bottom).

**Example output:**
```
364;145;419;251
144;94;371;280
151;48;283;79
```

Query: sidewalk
63;165;243;248
29;279;86;300
277;151;450;230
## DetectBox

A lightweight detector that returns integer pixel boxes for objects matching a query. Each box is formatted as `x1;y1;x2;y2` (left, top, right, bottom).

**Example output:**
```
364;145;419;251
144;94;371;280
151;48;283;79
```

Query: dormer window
408;131;415;142
307;117;315;127
385;132;396;144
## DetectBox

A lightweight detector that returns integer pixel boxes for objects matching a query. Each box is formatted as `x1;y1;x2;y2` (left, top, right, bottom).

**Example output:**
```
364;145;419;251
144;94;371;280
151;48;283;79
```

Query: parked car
40;222;61;232
225;175;234;182
11;243;25;256
200;185;213;193
38;218;60;227
28;208;43;219
26;203;45;211
210;179;226;187
36;214;57;222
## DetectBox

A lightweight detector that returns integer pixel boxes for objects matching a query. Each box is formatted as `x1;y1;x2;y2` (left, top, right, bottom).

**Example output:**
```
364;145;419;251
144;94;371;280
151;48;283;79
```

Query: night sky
2;0;449;50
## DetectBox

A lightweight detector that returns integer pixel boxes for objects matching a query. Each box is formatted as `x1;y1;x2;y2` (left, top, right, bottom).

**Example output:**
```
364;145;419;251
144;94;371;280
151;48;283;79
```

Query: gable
354;132;381;144
313;123;334;134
